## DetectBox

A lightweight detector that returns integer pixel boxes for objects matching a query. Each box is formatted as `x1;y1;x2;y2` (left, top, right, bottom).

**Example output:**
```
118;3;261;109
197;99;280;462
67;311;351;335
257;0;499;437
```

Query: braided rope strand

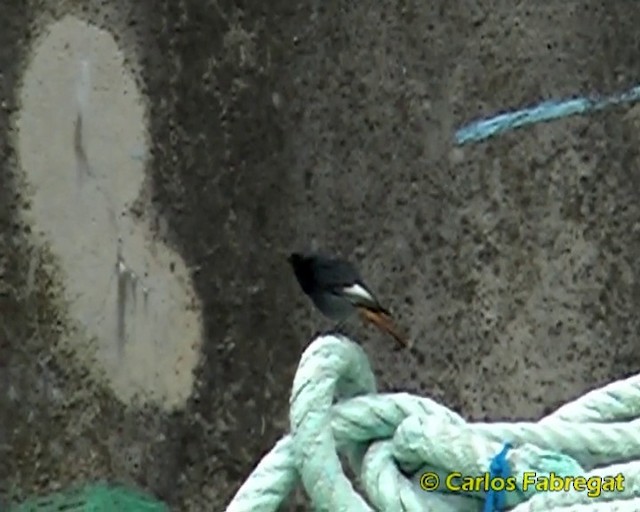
225;335;640;512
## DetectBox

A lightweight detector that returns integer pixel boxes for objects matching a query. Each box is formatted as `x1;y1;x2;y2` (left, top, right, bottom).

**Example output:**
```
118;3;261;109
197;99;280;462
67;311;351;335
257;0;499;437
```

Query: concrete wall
2;0;640;510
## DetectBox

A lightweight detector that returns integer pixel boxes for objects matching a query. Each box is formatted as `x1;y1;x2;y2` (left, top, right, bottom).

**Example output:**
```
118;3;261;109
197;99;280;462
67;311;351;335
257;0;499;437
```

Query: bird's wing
311;257;387;312
339;282;382;309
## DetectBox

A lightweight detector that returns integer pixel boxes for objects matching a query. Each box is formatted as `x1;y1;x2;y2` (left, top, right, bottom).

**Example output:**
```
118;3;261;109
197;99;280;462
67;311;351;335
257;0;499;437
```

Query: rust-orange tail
358;307;411;349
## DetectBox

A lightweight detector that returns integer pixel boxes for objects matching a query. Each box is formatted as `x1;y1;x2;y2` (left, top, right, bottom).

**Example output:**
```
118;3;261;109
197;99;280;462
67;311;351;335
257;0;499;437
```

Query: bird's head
287;252;316;293
287;252;305;268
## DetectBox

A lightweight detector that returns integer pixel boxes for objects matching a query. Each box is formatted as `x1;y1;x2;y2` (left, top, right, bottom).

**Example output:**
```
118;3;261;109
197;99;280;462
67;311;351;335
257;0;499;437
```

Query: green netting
9;483;170;512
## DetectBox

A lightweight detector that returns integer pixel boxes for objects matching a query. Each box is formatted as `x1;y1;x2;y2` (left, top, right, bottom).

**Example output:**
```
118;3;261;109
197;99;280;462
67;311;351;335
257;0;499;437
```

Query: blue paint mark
454;84;640;145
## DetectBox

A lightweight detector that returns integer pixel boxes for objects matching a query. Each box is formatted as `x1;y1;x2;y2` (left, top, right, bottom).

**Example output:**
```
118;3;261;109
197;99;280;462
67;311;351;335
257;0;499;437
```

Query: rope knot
226;334;640;512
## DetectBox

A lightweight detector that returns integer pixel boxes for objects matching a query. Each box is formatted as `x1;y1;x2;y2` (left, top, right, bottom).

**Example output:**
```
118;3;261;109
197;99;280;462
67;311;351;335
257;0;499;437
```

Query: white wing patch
341;283;375;304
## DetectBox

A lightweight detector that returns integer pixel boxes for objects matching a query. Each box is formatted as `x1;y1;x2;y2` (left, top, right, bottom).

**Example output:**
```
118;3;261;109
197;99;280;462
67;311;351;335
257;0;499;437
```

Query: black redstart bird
287;252;410;348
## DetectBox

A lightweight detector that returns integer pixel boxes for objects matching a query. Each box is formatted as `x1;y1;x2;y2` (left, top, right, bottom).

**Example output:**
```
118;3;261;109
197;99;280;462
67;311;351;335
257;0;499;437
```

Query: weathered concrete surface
1;0;640;510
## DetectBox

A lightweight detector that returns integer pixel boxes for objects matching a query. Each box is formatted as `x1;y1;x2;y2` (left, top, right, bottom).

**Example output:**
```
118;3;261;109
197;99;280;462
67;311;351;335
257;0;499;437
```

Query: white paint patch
14;15;202;411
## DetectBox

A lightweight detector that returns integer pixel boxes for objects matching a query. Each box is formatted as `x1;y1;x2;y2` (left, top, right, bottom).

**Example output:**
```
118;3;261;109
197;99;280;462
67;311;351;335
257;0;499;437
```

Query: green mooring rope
9;482;169;511
225;334;640;511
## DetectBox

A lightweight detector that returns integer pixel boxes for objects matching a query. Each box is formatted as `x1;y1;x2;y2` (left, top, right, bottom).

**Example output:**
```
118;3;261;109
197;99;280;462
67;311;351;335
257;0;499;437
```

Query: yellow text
522;472;625;498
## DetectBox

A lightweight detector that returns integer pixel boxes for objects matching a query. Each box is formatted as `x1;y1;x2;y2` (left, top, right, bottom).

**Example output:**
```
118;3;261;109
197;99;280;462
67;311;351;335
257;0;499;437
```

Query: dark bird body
287;252;410;348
